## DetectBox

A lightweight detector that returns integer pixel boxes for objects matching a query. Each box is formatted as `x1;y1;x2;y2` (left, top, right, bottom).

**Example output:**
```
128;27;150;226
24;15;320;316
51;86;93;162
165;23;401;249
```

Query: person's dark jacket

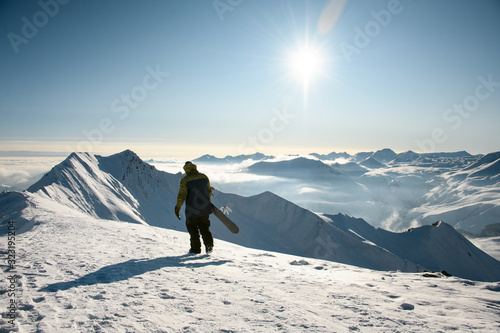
175;162;212;218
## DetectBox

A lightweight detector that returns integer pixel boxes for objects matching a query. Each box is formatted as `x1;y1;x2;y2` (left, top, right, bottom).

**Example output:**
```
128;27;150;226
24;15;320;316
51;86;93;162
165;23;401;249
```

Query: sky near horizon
1;0;499;159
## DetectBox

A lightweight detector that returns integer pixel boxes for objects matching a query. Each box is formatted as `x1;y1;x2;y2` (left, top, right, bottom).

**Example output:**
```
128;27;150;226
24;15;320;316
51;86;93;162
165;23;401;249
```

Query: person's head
183;161;197;174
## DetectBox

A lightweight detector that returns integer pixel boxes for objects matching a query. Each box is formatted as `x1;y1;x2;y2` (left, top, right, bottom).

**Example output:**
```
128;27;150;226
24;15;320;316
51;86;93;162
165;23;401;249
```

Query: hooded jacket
176;162;212;218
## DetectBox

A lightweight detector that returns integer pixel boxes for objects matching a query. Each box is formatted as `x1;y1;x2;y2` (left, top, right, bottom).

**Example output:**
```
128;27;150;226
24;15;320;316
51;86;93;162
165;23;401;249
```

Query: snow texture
1;196;500;332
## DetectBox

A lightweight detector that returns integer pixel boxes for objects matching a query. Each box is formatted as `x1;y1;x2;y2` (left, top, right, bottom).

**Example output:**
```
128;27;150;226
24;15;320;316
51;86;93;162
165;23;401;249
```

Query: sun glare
290;48;322;80
287;43;325;99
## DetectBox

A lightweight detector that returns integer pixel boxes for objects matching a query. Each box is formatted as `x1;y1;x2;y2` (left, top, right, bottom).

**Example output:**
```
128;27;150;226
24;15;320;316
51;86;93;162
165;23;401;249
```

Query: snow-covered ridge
2;150;500;281
26;150;182;229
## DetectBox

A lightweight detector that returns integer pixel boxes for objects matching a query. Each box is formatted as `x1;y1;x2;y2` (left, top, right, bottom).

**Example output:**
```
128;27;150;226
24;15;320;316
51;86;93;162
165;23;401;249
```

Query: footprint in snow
289;259;309;266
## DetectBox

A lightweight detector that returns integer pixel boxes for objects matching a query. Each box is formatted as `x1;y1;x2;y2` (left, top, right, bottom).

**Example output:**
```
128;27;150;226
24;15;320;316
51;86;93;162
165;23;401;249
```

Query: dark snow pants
186;216;213;253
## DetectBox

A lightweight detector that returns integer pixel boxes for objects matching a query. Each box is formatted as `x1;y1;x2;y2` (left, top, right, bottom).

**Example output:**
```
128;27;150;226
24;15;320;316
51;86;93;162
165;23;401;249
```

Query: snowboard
211;203;239;234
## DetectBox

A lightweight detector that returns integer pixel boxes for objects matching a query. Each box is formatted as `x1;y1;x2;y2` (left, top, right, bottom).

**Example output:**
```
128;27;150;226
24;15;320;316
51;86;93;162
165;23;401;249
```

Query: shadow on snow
39;254;230;292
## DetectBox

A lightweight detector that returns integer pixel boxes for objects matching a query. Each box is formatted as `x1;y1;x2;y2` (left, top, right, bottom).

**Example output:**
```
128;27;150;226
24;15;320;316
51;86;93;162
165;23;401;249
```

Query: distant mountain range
181;148;499;237
192;152;274;164
191;148;479;165
2;149;500;281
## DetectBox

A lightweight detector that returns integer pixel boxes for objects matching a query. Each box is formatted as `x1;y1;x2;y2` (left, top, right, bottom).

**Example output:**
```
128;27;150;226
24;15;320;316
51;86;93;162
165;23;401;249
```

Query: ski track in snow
1;203;500;332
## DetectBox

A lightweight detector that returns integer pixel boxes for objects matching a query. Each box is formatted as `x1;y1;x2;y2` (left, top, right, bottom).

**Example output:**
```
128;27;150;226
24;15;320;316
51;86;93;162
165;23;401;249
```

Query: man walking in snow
175;161;214;254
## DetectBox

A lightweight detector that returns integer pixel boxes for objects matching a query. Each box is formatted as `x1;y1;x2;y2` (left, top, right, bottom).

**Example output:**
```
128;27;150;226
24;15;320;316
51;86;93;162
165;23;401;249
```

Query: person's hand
174;206;181;220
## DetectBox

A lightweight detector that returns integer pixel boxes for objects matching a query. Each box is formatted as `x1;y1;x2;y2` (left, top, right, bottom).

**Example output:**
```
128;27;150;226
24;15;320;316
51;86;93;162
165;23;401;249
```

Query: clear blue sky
1;0;499;158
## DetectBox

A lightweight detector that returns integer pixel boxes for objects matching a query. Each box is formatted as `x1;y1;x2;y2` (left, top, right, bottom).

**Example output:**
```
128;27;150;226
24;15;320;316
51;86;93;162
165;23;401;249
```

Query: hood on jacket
183;161;198;174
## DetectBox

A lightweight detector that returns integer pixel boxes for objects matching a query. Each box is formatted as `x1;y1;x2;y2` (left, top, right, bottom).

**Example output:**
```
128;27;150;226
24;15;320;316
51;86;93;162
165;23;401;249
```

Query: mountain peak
372;148;397;164
112;149;141;161
359;156;385;169
393;150;420;163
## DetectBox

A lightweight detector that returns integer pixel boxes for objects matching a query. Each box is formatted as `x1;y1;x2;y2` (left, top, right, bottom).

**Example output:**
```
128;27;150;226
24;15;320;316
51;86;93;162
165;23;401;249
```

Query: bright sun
289;47;322;81
287;44;325;98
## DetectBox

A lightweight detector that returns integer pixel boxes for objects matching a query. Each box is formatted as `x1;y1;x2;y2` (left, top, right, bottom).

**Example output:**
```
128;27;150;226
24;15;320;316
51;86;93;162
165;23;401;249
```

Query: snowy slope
27;152;146;225
212;191;422;273
0;191;31;233
97;150;182;229
407;152;500;234
4;152;420;274
464;151;500;174
1;198;500;332
27;150;183;230
351;152;374;163
324;214;500;282
327;161;368;178
3;150;500;281
359;157;386;169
